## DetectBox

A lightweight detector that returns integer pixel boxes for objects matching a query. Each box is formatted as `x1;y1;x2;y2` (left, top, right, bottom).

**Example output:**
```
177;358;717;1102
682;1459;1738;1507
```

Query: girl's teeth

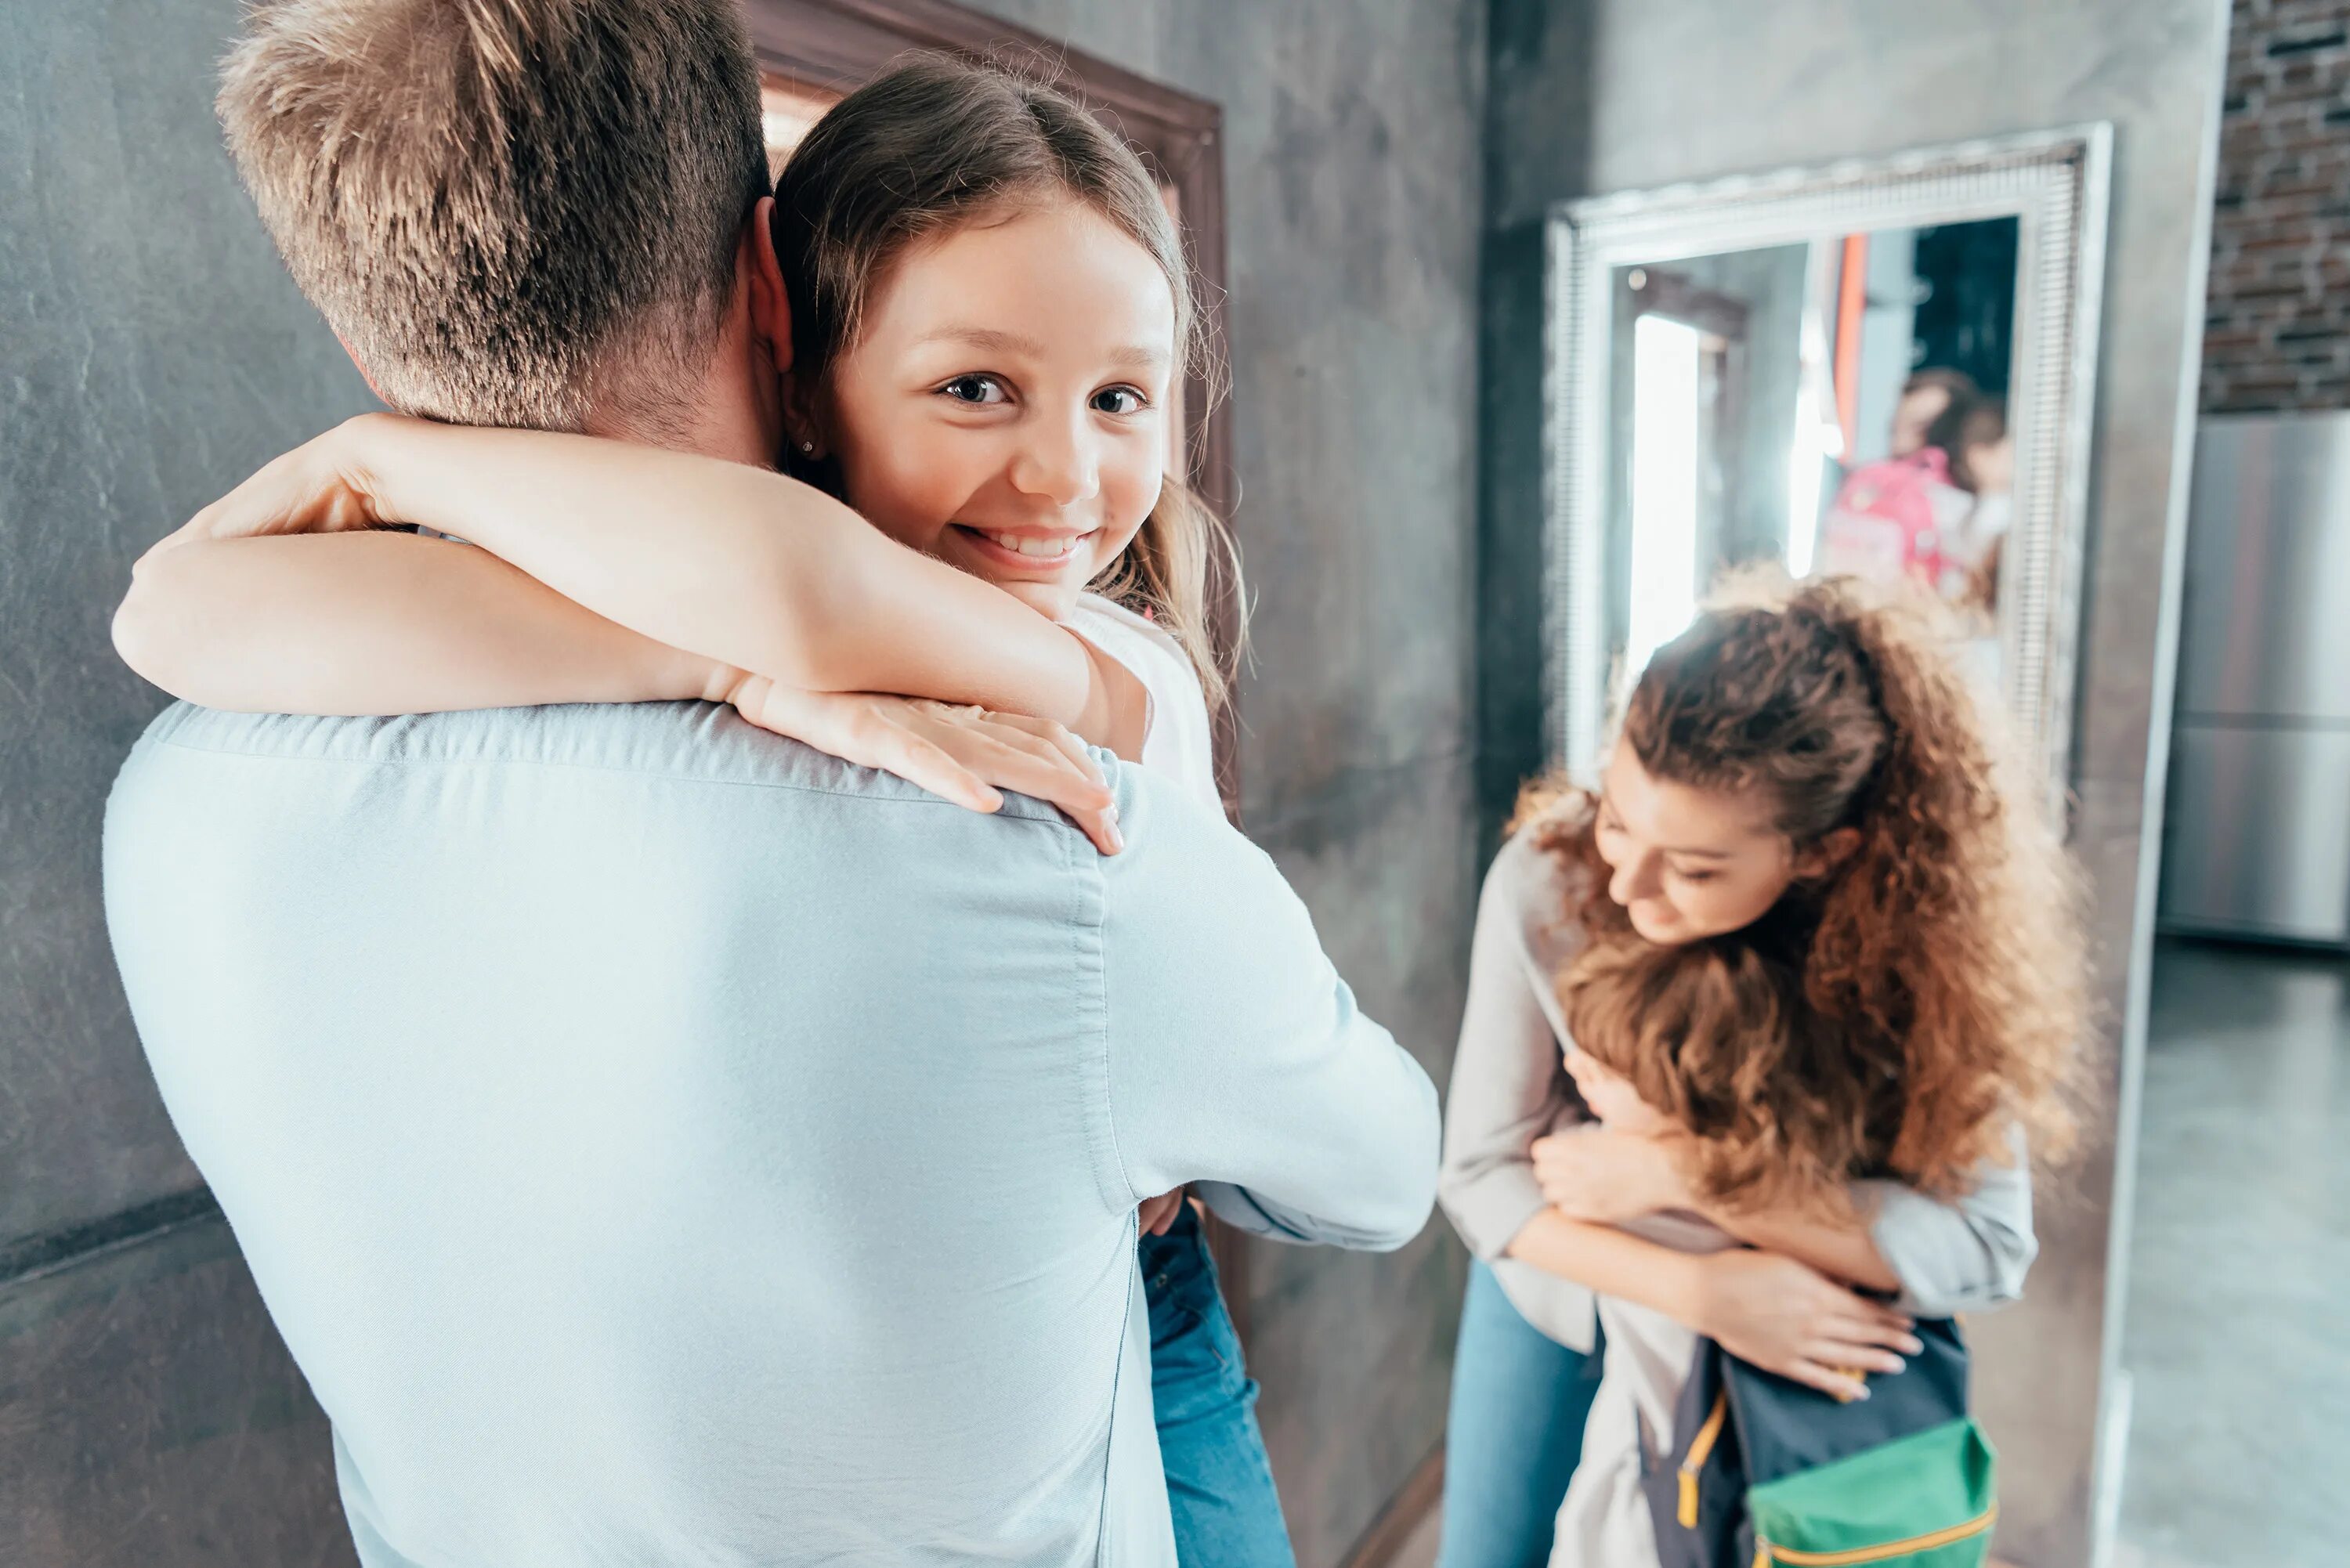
986;532;1074;558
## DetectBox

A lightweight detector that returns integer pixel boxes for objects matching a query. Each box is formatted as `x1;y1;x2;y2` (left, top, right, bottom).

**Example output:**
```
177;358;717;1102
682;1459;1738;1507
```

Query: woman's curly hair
1520;573;2088;1214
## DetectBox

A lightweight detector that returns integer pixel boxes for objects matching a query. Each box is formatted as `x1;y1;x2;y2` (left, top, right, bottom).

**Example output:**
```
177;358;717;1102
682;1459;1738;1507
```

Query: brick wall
2201;0;2350;412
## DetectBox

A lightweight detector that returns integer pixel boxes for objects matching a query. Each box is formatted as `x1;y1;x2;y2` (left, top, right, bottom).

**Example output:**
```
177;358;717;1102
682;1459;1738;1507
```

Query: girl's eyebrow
914;324;1167;371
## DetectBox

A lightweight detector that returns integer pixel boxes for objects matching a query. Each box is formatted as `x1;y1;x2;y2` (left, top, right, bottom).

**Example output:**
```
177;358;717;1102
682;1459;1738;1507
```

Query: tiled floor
2113;938;2349;1568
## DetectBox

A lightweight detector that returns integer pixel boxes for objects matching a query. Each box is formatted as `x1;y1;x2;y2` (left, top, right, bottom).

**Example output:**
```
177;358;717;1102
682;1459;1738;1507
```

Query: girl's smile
819;197;1177;620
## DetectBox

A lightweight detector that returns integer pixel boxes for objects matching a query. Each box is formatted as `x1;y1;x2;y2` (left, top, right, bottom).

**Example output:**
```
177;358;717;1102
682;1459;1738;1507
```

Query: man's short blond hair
219;0;770;432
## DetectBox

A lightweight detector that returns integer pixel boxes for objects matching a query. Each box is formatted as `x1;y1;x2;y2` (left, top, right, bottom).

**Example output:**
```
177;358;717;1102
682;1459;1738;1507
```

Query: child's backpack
1642;1317;1997;1567
1815;450;1961;594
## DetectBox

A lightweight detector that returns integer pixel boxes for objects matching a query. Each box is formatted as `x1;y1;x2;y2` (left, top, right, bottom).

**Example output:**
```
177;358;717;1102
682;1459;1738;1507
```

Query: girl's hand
1137;1189;1186;1237
1685;1248;1924;1402
725;679;1124;854
1561;1044;1672;1135
166;414;407;551
1531;1127;1689;1223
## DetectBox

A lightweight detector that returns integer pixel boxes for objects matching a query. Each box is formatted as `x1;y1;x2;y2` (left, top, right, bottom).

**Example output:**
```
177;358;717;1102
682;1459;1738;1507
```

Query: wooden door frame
739;0;1253;1321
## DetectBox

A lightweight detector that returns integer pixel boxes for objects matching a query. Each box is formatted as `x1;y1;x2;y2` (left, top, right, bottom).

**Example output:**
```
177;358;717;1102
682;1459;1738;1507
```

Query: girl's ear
1795;827;1864;882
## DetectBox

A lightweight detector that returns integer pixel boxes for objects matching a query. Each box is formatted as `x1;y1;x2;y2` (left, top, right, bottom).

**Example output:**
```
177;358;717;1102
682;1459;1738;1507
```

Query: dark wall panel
0;1216;352;1568
0;0;378;1251
3;2;376;1561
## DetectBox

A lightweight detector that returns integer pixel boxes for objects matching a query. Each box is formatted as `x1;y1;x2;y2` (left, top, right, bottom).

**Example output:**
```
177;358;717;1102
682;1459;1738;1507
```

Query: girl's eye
939;374;1010;406
1092;386;1148;416
1672;868;1719;885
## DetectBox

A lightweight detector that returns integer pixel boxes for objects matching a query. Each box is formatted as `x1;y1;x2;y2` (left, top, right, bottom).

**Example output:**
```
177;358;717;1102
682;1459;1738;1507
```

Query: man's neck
584;397;776;471
581;331;781;471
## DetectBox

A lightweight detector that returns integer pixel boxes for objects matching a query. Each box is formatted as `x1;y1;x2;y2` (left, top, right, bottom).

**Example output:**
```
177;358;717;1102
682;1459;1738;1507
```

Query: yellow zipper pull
1676;1389;1731;1528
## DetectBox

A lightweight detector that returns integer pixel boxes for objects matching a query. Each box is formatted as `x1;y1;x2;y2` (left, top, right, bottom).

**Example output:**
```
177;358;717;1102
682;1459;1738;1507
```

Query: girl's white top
1065;592;1221;812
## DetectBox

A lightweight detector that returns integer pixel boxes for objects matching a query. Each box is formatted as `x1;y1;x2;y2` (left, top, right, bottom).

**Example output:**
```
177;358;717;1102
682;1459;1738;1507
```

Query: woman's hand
724;679;1124;854
1685;1248;1924;1402
1531;1127;1689;1224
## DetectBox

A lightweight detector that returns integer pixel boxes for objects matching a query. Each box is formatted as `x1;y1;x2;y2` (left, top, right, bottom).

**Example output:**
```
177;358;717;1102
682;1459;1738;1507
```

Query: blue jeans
1437;1259;1602;1568
1141;1204;1295;1567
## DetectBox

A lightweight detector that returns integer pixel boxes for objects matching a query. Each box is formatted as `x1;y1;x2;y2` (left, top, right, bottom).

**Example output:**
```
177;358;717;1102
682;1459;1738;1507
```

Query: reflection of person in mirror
1887;367;1979;460
1925;396;2012;617
1817;371;2008;622
1434;576;2087;1568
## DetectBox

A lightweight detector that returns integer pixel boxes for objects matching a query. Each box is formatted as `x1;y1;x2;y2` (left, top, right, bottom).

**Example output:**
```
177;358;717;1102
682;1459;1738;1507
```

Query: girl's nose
1008;413;1101;508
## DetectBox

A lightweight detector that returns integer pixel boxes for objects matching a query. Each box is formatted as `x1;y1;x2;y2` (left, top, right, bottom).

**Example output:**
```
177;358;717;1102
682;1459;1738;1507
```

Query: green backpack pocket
1747;1416;1997;1566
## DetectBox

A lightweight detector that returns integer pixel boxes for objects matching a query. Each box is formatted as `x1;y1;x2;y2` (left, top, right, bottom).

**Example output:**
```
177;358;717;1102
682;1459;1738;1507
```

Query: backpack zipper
1676;1388;1731;1527
1752;1503;1998;1565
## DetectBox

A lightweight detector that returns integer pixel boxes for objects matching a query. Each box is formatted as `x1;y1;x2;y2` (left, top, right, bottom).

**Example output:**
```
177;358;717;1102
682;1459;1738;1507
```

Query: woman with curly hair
1434;575;2087;1567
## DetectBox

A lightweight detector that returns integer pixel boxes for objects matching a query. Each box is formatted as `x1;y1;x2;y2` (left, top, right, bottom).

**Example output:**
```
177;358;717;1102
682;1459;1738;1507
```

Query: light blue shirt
103;700;1439;1567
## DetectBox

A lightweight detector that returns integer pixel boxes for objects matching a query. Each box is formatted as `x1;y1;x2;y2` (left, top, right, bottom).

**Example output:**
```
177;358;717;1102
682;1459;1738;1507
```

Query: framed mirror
1544;126;2112;807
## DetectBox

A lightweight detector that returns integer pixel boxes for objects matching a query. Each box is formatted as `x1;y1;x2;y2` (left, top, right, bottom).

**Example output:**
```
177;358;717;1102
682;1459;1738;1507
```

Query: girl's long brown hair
1521;574;2088;1213
768;55;1242;708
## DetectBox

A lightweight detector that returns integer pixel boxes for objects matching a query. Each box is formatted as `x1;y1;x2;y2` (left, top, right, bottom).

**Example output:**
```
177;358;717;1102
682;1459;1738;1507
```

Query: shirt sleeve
1095;764;1439;1252
1861;1123;2040;1317
1437;831;1584;1261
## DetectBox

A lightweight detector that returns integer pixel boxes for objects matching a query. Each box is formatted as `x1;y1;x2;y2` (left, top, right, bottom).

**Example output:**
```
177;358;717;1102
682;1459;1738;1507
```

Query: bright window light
1786;415;1826;578
1625;314;1703;678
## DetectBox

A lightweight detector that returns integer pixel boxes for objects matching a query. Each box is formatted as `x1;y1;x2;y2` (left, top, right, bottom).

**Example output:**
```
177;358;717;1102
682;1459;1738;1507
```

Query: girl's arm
125;414;1145;755
114;488;1124;851
116;527;725;714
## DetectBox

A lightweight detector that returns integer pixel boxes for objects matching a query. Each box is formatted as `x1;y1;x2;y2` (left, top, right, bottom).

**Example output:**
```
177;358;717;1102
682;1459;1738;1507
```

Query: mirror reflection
1606;218;2020;685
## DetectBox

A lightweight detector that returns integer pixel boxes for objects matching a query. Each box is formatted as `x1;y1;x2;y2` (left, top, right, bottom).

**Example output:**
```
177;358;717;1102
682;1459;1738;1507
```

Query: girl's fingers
978;724;1113;805
879;729;1001;814
947;729;1106;811
924;725;1121;853
991;714;1110;790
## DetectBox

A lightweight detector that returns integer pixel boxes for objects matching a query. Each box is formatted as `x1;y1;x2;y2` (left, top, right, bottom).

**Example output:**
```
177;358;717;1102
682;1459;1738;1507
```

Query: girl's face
816;197;1177;620
1594;748;1814;945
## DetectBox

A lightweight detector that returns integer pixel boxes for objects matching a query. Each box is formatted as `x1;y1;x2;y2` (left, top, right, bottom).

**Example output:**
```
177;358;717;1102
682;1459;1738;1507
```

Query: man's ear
746;196;794;378
332;331;392;406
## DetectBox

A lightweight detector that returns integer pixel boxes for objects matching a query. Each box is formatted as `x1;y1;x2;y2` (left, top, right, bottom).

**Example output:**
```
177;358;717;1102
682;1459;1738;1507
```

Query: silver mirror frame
1544;125;2113;813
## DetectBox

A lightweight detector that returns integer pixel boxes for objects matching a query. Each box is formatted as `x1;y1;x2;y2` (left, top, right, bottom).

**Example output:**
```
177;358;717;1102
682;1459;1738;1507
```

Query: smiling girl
115;57;1294;1567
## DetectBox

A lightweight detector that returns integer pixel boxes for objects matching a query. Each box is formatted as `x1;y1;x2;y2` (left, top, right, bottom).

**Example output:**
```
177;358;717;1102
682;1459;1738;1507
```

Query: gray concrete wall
1479;1;2233;1561
2;2;1487;1564
955;5;1491;1562
0;1;378;1560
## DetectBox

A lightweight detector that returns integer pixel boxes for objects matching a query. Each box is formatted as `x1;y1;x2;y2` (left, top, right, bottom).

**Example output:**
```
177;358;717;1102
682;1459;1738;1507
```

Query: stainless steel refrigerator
2159;410;2350;949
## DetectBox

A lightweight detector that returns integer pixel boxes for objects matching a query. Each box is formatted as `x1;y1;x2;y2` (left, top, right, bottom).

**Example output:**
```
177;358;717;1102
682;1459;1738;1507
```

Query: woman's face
1593;748;1806;945
816;197;1177;620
